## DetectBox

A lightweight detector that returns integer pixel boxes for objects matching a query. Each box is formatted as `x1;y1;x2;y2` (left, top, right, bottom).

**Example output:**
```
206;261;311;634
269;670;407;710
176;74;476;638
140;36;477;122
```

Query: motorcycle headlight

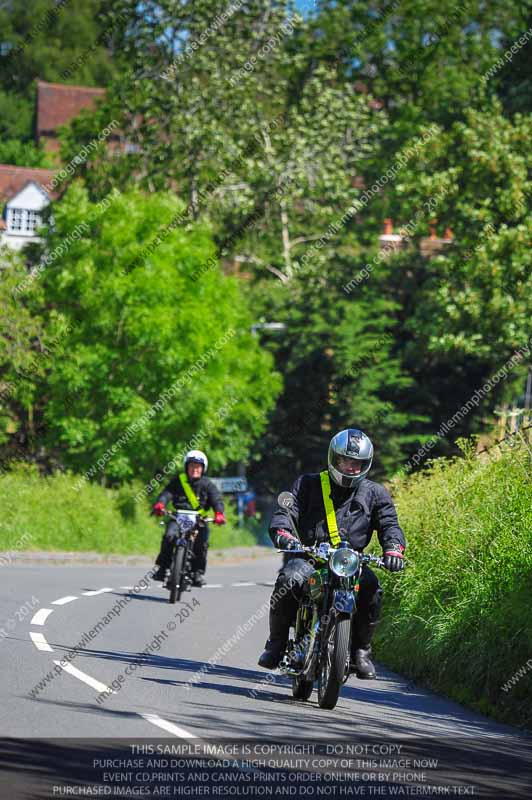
329;547;360;578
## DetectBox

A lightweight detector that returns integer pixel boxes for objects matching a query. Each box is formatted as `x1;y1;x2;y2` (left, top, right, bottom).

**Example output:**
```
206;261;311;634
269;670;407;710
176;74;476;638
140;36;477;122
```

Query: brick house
1;80;106;251
35;80;106;153
0;165;59;251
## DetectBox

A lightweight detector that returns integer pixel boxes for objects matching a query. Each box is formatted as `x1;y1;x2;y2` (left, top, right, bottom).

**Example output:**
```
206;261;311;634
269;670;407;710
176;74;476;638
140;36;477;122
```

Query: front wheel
292;675;314;701
317;613;351;710
169;545;186;604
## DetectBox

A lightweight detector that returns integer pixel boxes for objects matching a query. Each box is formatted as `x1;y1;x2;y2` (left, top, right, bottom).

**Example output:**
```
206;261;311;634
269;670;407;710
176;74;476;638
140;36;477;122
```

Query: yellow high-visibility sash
178;473;209;518
320;470;341;547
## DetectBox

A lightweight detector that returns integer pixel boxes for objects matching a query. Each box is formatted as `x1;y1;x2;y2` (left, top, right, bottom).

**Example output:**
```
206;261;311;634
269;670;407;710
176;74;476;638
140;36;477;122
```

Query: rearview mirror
277;491;296;509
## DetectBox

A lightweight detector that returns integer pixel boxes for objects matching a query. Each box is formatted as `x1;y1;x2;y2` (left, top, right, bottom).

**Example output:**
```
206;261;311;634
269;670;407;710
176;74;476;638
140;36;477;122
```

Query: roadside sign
210;476;248;493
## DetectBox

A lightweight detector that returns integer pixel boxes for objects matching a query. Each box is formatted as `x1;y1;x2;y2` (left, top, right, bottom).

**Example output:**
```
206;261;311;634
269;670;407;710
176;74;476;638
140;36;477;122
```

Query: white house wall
2;180;51;250
5;181;50;213
0;231;43;250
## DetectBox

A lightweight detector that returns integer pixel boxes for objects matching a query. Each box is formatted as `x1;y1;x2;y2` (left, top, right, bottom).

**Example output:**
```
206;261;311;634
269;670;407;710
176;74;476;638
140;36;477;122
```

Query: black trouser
269;556;383;648
155;521;210;574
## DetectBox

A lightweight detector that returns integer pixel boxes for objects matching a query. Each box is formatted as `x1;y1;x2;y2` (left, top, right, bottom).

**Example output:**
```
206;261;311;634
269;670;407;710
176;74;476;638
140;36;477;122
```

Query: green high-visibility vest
320;470;342;547
178;473;209;518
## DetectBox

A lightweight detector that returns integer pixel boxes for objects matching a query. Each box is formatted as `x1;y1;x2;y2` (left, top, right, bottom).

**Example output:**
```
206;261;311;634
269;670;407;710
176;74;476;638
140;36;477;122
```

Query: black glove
383;544;404;572
274;529;300;551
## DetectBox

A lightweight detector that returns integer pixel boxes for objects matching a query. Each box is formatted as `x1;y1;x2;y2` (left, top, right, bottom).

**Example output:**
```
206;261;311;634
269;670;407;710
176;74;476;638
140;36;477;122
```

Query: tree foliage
1;0;531;489
4;185;280;481
0;0;117;139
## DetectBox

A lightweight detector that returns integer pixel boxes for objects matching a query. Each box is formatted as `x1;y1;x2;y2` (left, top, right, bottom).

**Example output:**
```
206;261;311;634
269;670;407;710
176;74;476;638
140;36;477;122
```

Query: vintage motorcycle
160;509;212;603
277;492;385;710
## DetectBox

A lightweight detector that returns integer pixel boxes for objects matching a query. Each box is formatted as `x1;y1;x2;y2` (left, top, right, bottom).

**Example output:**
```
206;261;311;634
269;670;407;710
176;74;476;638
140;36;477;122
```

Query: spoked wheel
317;613;351;710
292;675;314;701
168;545;186;604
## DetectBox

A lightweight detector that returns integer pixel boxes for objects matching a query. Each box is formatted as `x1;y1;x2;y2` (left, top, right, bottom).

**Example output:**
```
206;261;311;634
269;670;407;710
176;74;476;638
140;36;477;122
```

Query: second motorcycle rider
152;449;226;587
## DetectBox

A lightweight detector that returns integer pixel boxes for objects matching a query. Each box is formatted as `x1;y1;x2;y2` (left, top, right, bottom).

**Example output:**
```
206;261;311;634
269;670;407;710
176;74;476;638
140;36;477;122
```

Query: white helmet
183;449;208;474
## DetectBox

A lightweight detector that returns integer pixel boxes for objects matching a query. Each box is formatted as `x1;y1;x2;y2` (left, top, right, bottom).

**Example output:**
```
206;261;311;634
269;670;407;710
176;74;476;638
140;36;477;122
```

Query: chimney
443;227;453;240
429;219;438;240
379;217;403;255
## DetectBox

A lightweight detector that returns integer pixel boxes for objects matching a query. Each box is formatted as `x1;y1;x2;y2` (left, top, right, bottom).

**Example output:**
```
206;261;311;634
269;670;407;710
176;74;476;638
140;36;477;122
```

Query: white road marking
120;584;149;591
204;583;223;588
53;660;115;694
29;632;53;651
140;713;197;738
52;596;78;605
82;588;114;596
231;582;256;587
30;608;53;626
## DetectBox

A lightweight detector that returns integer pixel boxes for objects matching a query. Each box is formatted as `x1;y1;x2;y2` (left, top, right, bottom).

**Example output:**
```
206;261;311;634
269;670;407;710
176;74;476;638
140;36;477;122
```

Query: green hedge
0;464;257;555
375;437;532;729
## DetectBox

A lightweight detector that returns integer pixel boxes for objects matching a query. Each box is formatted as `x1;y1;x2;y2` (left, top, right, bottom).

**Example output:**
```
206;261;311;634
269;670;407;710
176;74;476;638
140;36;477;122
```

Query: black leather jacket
156;475;224;514
269;473;406;552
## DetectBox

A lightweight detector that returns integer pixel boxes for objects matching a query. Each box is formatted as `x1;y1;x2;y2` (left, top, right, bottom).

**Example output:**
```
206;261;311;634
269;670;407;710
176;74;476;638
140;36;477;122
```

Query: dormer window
9;208;24;232
7;208;41;235
1;175;52;248
25;210;40;233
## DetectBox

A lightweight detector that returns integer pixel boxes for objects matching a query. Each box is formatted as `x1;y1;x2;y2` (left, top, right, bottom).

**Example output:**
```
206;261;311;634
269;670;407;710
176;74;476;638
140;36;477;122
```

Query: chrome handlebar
277;542;385;568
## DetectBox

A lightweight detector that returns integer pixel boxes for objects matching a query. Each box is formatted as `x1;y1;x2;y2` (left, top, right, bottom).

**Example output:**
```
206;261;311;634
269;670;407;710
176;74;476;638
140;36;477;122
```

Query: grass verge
374;436;532;729
0;463;257;555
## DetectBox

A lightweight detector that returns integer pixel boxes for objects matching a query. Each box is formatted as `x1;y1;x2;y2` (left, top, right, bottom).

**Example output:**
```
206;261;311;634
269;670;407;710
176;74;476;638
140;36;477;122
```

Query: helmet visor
330;453;371;479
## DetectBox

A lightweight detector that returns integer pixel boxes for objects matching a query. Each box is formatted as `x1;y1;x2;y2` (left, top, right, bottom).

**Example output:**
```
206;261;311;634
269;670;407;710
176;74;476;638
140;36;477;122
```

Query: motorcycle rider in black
258;428;406;679
151;449;226;587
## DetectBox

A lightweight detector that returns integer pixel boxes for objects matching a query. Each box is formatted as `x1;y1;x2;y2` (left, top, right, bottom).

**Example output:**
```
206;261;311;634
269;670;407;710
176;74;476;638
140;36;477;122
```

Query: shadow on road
1;733;530;800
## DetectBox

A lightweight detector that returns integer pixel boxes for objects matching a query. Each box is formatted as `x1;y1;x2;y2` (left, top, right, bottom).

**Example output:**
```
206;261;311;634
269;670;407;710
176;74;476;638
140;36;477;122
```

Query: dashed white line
120;584;150;591
52;596;78;606
82;588;114;596
204;584;223;588
53;660;116;694
30;632;53;652
139;713;198;738
30;608;53;626
231;582;256;587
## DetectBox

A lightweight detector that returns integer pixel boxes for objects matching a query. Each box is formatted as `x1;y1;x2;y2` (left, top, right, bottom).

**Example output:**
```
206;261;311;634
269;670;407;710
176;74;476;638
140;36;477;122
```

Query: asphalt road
1;556;530;798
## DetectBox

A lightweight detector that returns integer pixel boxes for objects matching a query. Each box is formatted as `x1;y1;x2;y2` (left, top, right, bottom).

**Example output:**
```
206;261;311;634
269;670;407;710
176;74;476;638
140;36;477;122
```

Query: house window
25;210;40;233
7;208;41;235
9;208;24;232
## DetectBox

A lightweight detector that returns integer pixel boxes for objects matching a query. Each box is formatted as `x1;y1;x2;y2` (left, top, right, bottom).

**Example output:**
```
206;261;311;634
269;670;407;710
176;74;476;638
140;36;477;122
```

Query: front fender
333;589;355;614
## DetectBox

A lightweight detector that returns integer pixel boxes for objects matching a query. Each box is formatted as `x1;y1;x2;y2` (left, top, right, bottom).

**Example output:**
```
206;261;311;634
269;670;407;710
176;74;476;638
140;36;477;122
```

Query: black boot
192;571;205;587
350;619;379;679
352;645;376;679
152;566;167;582
258;610;290;669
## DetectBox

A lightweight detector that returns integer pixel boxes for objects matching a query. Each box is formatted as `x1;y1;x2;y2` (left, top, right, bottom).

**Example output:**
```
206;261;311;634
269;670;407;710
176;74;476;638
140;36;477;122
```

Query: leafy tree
0;248;50;462
493;5;532;116
0;0;117;139
0;138;53;167
14;183;280;482
52;0;532;489
0;89;34;141
360;105;532;462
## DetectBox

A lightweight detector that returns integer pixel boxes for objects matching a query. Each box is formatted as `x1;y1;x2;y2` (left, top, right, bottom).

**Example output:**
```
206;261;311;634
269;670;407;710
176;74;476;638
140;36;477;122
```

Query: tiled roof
36;80;106;136
0;165;59;203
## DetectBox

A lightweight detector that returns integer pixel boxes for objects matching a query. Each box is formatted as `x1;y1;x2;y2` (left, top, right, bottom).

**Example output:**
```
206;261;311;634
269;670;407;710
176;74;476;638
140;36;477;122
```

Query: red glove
274;529;300;551
383;543;405;572
214;511;226;525
152;502;166;517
